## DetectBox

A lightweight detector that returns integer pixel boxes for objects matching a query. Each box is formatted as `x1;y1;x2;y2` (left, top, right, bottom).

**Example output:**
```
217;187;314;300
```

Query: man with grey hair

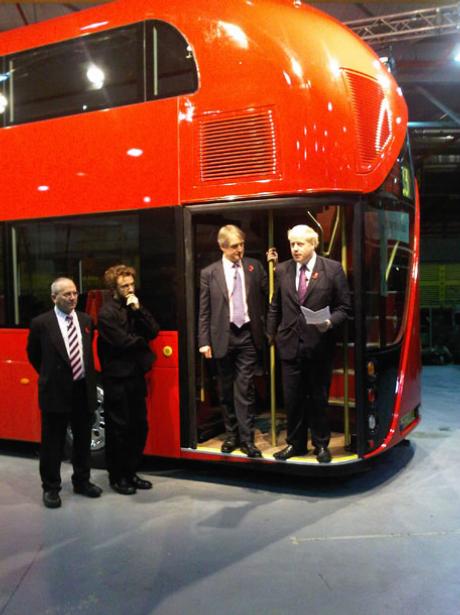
27;277;102;508
267;224;351;463
198;225;275;458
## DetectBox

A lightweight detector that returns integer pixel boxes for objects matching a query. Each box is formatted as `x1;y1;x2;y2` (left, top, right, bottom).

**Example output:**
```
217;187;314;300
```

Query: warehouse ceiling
0;1;459;181
313;2;460;180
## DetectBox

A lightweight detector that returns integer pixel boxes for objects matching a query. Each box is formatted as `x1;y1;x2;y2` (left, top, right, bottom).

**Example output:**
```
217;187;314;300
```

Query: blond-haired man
267;225;351;463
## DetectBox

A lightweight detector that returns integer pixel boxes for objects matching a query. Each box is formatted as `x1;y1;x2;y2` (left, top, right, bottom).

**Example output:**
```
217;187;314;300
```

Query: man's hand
266;247;278;267
316;319;332;333
126;293;140;310
199;345;213;359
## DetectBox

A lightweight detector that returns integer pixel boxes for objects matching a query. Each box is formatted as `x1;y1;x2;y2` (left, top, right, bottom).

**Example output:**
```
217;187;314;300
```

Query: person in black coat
27;277;102;509
198;225;275;458
97;264;159;495
267;224;351;463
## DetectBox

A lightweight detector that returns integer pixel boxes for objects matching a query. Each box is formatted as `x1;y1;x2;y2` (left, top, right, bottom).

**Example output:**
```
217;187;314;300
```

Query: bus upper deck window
2;20;198;127
151;21;198;99
5;23;145;125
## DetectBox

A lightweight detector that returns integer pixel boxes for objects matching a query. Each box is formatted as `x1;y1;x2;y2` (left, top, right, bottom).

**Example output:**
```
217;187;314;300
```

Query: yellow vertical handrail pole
268;211;277;446
341;210;351;447
200;355;206;403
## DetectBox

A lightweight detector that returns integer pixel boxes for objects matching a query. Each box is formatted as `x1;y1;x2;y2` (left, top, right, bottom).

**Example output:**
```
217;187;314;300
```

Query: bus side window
4;23;145;125
10;209;178;329
152;21;198;99
2;20;198;128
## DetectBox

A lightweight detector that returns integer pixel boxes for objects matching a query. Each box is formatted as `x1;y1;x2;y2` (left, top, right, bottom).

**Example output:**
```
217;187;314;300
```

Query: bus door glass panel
6;23;144;125
364;203;412;348
363;199;413;444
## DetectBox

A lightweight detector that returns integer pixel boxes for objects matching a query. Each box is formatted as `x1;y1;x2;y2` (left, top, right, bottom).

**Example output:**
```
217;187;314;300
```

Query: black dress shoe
110;478;136;495
273;445;307;461
73;482;103;498
240;443;263;458
316;447;332;463
43;490;61;509
221;438;238;453
130;475;153;490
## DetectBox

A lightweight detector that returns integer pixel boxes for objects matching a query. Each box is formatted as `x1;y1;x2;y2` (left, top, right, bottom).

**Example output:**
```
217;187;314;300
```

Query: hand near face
126;293;140;310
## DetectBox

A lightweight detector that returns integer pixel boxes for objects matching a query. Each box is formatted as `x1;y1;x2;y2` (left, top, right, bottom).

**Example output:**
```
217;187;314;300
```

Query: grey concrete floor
1;365;459;615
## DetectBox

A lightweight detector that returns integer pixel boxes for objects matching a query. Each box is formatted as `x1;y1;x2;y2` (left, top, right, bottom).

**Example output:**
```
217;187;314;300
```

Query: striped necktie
66;315;84;381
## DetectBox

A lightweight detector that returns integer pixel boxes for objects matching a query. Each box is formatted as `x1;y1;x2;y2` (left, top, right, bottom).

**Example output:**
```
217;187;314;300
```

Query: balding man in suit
198;225;273;458
27;277;102;508
267;225;351;463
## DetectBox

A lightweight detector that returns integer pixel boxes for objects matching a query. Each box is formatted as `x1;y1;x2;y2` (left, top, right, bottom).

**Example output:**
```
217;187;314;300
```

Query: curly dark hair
103;264;136;291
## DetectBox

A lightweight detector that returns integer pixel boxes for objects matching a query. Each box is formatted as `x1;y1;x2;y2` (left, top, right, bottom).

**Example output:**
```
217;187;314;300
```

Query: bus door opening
188;203;356;462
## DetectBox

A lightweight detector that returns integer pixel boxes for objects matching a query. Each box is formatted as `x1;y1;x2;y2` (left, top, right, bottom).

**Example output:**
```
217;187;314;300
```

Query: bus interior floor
198;422;351;461
1;366;460;615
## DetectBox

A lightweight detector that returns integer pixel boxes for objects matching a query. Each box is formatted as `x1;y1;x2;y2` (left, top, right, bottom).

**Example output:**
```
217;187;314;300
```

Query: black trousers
103;370;148;484
215;325;257;445
281;352;333;452
40;379;92;492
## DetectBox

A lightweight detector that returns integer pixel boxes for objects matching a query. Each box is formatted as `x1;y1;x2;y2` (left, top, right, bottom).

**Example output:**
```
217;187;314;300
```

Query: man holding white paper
267;225;351;463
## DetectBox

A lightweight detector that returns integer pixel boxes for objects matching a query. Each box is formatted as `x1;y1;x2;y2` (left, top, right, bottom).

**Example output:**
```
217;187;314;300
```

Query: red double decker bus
0;0;420;473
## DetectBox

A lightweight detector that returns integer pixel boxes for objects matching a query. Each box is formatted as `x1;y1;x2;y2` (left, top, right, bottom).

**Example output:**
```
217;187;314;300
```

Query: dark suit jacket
27;310;97;414
198;257;268;359
97;297;160;378
267;255;351;361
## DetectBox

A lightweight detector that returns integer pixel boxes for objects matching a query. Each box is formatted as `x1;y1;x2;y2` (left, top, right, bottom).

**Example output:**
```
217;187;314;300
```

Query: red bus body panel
0;0;407;220
145;332;181;458
1;102;180;221
0;329;182;457
0;330;41;442
0;0;419;467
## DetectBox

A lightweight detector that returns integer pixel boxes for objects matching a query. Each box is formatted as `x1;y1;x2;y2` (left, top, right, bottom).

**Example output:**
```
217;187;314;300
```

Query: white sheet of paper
301;305;331;325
